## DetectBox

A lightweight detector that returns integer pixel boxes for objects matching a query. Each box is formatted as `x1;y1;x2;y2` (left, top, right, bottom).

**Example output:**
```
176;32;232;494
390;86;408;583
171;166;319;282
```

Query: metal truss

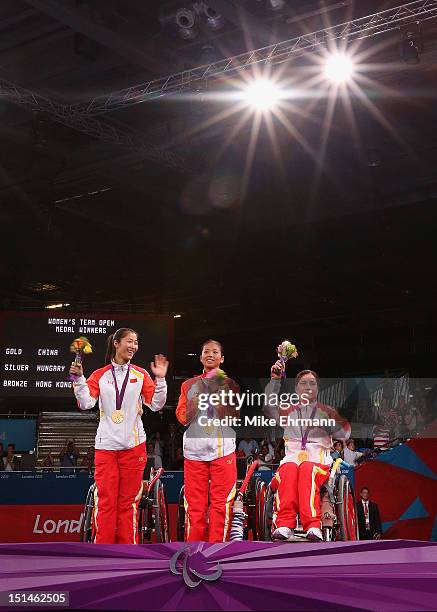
2;0;436;171
71;0;437;116
0;78;188;171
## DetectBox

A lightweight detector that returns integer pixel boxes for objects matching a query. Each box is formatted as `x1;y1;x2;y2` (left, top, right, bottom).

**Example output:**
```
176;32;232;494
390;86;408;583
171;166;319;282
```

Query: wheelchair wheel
254;479;266;541
137;488;153;544
262;484;275;541
81;482;96;543
247;476;259;540
153;479;170;543
177;485;185;541
336;475;359;541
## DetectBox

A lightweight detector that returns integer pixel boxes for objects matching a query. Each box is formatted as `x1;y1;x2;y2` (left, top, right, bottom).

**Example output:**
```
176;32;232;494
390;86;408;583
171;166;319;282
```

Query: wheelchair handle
146;467;164;492
328;458;343;487
236;460;259;499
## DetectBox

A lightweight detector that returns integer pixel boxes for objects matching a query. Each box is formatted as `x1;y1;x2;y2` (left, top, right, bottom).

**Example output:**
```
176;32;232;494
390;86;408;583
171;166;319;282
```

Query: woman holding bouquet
69;327;168;544
264;366;351;541
176;340;239;542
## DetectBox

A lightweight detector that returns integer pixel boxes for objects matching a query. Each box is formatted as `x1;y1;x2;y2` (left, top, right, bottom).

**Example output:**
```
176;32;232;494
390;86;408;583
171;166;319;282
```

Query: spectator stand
36;411;97;472
0;412;38;471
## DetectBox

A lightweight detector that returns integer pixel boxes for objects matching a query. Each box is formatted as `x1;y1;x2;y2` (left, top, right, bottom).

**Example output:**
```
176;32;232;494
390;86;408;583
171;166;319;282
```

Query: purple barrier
1;540;437;611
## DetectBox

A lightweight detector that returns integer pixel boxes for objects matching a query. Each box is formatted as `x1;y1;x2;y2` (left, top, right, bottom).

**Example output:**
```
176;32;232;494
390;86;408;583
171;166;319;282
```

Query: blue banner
255;470;273;485
0;419;36;451
340;463;355;489
0;472;185;505
0;471;275;505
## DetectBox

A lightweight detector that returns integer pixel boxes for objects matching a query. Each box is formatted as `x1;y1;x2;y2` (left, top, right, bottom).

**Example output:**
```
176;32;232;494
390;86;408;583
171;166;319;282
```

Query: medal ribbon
111;364;130;412
298;403;318;450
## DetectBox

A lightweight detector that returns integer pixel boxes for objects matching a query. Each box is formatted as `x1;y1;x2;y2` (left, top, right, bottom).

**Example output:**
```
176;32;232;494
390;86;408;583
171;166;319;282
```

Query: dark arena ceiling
1;0;437;377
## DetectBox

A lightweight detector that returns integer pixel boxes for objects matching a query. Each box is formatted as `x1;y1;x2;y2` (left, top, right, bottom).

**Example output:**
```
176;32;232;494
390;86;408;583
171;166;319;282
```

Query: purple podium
1;540;437;611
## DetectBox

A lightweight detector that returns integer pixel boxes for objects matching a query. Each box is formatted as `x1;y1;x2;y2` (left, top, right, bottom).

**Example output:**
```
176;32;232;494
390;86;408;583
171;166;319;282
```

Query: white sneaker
306;527;323;541
272;526;294;541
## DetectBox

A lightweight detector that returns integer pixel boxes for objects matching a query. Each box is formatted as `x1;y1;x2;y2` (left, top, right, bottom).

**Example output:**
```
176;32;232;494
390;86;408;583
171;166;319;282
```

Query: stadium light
243;79;282;111
324;53;355;84
46;303;70;309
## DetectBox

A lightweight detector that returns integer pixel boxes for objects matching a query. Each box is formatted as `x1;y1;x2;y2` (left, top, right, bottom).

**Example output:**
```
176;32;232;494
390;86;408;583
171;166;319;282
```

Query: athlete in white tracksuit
70;327;168;543
264;367;350;541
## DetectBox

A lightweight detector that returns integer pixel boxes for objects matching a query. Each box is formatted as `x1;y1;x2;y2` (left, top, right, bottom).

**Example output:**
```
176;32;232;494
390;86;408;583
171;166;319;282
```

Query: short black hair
295;369;320;386
7;443;15;450
360;486;369;493
201;339;224;354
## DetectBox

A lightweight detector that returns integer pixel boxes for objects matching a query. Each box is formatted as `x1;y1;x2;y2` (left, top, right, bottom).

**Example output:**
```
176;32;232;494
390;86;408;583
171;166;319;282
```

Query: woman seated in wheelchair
264;365;350;541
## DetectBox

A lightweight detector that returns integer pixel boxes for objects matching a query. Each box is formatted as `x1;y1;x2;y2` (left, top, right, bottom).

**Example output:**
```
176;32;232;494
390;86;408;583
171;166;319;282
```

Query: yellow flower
70;336;92;354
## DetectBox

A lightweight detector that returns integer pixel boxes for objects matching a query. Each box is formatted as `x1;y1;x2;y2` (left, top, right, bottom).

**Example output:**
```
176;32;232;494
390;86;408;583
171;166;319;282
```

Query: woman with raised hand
69;327;168;544
264;366;350;541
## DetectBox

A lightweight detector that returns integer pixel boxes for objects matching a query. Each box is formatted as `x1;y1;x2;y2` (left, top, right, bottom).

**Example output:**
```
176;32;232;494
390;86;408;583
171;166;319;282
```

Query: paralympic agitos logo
170;546;222;588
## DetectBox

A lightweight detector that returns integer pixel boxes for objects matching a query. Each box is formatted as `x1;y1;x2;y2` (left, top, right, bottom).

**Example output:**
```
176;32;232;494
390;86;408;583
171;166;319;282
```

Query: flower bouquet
69;336;92;381
276;340;298;378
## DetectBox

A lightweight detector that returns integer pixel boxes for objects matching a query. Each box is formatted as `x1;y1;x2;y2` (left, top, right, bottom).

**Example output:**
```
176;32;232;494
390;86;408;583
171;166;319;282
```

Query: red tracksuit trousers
184;452;237;542
93;441;146;544
272;461;330;532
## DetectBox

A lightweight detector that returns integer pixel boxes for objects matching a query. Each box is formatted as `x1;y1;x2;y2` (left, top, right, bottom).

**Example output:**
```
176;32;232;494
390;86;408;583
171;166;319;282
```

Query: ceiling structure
1;0;437;379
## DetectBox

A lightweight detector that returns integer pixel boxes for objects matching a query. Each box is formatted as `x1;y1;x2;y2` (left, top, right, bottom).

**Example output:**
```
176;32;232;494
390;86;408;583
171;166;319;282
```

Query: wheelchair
177;456;263;541
81;465;170;543
258;459;359;542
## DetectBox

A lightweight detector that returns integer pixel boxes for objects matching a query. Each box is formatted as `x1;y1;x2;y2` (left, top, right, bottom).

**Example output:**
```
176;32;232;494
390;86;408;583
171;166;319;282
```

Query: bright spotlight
244;79;281;111
324;53;354;84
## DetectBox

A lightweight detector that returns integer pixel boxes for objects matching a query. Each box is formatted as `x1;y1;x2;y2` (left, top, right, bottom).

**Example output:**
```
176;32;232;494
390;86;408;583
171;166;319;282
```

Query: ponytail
105;334;116;365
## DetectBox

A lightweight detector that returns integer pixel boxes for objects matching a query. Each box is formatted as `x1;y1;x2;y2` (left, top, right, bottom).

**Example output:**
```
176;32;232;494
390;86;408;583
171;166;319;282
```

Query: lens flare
243;79;281;111
324;53;355;84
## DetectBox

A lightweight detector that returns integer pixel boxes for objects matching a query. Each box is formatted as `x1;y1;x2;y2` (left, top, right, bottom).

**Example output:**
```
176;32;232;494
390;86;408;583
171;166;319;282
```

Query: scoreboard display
0;312;173;398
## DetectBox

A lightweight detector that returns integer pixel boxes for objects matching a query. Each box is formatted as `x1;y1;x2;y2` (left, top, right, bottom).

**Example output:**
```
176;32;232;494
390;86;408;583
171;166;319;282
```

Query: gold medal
111;410;124;424
297;450;309;462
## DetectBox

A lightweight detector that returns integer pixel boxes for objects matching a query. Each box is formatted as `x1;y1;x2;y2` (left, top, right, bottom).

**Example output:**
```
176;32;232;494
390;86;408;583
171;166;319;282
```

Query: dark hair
201;339;224;354
105;328;138;364
295;369;320;386
360;487;369;493
7;443;15;450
